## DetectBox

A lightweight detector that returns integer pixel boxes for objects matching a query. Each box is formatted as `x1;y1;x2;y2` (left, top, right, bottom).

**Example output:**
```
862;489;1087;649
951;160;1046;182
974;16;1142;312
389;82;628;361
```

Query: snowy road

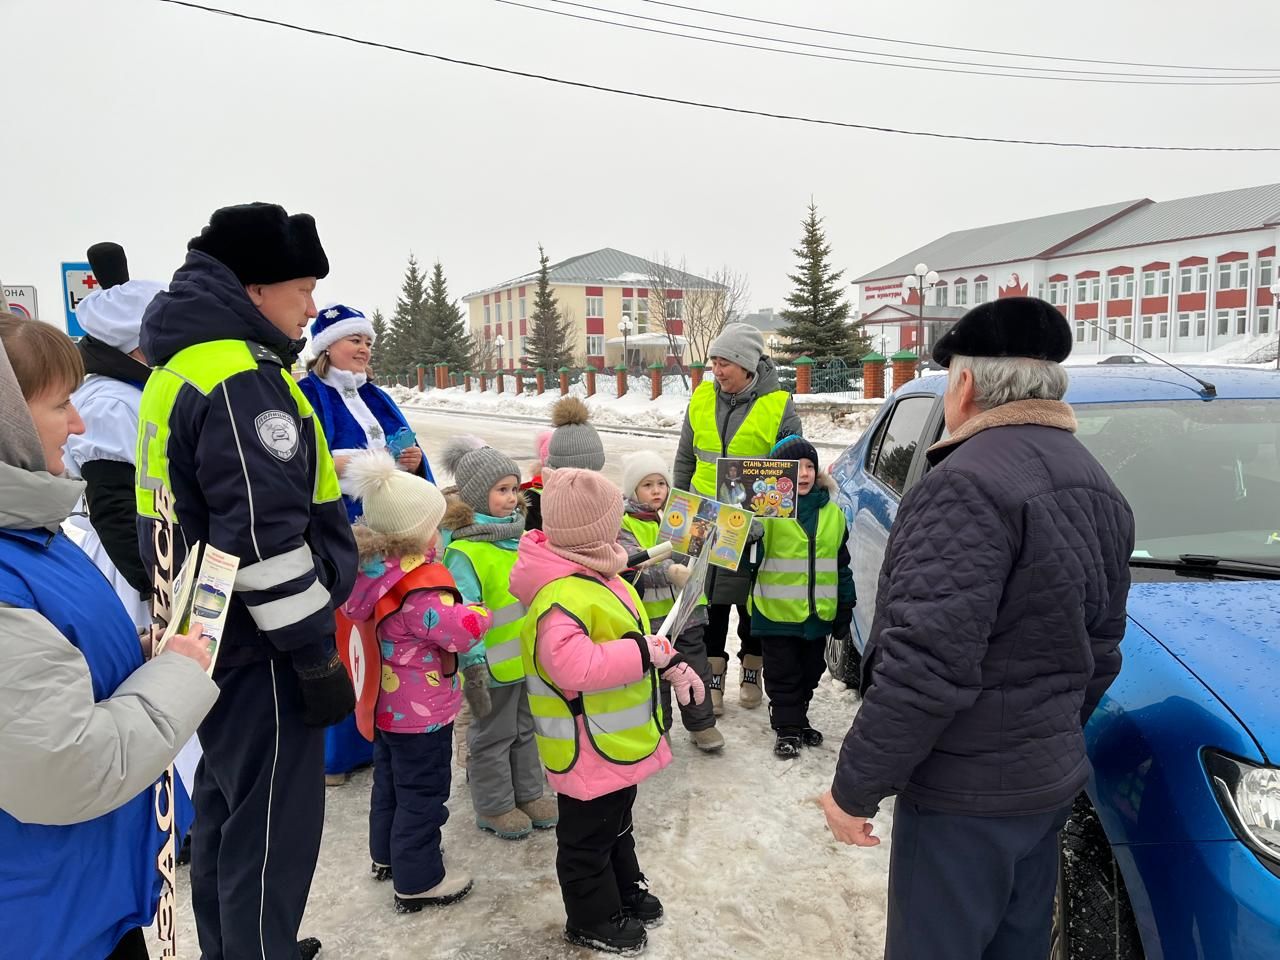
151;410;892;959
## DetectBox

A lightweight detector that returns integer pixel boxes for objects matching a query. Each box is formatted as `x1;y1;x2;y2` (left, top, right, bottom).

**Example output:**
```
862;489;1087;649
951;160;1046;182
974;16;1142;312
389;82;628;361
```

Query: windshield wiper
1129;554;1280;578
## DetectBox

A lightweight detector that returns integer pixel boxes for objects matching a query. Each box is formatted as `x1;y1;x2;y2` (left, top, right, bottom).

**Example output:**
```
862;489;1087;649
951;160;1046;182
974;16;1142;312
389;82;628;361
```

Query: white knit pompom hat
344;450;446;546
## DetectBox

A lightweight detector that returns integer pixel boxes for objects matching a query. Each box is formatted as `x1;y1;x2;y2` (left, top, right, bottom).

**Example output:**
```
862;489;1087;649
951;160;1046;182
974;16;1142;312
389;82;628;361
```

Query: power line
634;0;1280;75
151;1;1280;151
504;0;1280;85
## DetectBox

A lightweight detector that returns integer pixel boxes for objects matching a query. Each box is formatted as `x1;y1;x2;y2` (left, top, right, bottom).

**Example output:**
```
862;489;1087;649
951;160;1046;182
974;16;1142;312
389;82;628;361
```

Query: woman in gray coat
0;314;218;960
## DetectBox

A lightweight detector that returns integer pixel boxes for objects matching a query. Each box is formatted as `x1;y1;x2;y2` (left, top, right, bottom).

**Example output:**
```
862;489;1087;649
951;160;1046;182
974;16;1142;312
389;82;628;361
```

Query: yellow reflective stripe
755;583;810;600
760;558;809;574
693;447;720;463
586;700;658;736
485;635;523;665
490;601;527;629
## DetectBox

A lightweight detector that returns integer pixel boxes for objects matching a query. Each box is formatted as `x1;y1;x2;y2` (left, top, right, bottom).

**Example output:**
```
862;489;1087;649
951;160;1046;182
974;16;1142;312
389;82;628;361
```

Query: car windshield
1073;399;1280;564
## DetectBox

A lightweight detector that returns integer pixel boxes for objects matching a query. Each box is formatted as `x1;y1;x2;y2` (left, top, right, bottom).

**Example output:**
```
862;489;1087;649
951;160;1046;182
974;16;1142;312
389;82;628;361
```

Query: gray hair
947;355;1068;409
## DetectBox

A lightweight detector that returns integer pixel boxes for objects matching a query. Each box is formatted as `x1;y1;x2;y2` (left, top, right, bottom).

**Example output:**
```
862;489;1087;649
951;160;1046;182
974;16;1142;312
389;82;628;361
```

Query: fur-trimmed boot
707;656;727;716
739;654;764;710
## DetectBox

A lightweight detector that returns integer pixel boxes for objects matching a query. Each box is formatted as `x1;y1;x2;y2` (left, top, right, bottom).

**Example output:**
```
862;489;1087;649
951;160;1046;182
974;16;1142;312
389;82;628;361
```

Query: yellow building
462;248;721;371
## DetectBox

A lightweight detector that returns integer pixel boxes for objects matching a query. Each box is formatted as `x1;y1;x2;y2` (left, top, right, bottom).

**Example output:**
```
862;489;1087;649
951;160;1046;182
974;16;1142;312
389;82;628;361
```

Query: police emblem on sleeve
255;410;300;461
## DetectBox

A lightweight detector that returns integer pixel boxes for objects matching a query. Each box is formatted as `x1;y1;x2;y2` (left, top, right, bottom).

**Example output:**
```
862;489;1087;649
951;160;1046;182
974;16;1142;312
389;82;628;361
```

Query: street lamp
494;333;505;373
619;315;633;373
902;262;940;363
1270;280;1280;371
768;336;781;357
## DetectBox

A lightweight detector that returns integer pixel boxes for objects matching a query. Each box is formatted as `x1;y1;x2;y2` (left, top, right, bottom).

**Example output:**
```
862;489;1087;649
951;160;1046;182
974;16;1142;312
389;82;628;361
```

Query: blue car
827;365;1280;960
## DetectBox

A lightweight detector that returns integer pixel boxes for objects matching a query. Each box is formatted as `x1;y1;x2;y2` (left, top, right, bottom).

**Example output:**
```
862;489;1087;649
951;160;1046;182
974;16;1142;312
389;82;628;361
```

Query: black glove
296;654;356;727
833;604;854;638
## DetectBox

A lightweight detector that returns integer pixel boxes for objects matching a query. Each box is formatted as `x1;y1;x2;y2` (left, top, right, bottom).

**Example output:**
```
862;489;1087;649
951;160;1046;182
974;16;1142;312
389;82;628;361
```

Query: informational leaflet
658;489;750;571
716;457;799;518
155;542;240;676
656;534;714;640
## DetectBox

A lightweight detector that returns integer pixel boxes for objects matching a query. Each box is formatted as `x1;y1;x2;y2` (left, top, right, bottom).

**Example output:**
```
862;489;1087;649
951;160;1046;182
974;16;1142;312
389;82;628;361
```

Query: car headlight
1205;750;1280;874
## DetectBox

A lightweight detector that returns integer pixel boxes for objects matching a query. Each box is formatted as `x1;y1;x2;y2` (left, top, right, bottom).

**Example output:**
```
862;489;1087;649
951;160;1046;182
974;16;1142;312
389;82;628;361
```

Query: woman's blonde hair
0;312;84;400
307;351;332;378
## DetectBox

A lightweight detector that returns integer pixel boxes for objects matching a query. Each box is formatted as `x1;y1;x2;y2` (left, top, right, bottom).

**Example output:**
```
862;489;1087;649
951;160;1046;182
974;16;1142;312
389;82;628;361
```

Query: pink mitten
645;634;678;668
662;662;706;706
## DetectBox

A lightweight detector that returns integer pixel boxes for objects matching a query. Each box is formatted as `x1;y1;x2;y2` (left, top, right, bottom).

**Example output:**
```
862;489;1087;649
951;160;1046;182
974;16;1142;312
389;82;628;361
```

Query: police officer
137;203;357;960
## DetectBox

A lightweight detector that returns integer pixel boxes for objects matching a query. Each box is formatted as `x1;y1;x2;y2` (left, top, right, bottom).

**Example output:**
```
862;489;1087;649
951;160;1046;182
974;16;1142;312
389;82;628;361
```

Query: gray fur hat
546;397;605;471
441;435;522;516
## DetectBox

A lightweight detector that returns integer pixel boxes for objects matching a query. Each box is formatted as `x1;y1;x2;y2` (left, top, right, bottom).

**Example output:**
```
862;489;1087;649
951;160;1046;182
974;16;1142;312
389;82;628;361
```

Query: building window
519;336;530;356
506;301;512;321
1259;258;1274;287
1158;314;1170;339
936;286;948;307
585;296;604;318
586;334;604;356
954;282;968;305
1178;312;1191;338
1077;277;1101;302
973;279;988;301
1106;318;1118;341
1122;317;1133;341
635;296;649;333
1179;265;1210;293
1046;280;1069;305
1195;312;1207;337
519;296;527;319
1216;261;1251;290
484;304;491;325
1142;269;1171;296
1259;306;1272;335
1107;274;1135;300
1075;321;1085;343
1141;315;1154;339
666;298;683;320
1236;309;1249;335
1216;310;1231;336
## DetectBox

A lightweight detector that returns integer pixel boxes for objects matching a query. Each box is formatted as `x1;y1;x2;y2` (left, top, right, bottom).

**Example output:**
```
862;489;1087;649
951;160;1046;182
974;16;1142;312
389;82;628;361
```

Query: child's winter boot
691;727;725;752
774;730;802;759
477;806;533;840
394;869;474;912
707;656;727;716
621;876;664;928
739;654;764;709
801;726;824;747
370;861;392;882
564;912;648;955
517;794;560;829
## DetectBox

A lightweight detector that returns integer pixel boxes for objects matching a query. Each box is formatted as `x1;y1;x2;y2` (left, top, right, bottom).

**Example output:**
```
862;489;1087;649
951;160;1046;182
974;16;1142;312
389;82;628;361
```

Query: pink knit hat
541;468;627;575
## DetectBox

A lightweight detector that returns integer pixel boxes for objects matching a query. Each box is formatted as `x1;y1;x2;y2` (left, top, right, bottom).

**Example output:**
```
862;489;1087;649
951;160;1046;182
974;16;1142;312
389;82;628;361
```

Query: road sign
61;262;96;338
3;285;38;320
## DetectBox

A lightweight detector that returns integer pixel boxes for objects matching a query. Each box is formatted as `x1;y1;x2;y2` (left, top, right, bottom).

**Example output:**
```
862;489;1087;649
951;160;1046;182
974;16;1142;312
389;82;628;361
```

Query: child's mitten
662;662;706;706
666;563;692;591
462;663;493;719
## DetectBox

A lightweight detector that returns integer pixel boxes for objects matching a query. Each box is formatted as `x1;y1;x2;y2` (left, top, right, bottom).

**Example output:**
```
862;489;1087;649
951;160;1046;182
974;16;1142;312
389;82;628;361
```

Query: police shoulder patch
255;410;300;461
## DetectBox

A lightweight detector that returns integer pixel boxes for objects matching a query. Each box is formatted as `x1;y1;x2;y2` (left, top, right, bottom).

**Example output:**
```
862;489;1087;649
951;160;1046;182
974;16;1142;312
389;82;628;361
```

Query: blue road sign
61;261;94;338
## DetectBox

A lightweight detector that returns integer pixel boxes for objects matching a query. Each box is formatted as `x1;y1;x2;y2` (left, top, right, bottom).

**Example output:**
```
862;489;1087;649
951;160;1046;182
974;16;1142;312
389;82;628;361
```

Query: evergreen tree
778;202;869;365
369;308;388;370
525;244;574;373
387;254;429;370
421;260;470;372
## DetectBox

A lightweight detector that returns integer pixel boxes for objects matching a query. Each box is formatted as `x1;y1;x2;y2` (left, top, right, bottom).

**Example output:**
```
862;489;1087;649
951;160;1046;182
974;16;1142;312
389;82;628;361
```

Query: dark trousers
555;787;644;928
658;625;716;733
190;659;325;960
886;799;1072;960
762;635;826;731
105;928;148;960
369;725;453;895
704;603;761;662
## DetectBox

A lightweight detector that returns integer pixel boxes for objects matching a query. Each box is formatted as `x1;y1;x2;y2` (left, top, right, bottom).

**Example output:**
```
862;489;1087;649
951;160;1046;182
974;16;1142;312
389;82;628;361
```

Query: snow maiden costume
299;304;435;778
298;303;434;522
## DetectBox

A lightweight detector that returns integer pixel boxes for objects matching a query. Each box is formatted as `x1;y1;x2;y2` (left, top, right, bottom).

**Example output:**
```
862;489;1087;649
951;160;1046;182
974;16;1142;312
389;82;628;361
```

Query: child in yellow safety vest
341;452;493;912
748;436;855;760
511;468;705;956
617;451;724;753
439;435;558;841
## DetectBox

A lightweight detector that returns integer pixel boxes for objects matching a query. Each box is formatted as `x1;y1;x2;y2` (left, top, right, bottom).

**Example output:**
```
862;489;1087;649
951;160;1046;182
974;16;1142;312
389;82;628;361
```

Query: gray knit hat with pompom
546;396;605;471
441;435;522;516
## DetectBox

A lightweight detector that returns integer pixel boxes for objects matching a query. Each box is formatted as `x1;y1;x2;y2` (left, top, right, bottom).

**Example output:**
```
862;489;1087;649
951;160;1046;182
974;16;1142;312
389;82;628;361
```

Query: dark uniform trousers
190;659;325;960
886;798;1072;960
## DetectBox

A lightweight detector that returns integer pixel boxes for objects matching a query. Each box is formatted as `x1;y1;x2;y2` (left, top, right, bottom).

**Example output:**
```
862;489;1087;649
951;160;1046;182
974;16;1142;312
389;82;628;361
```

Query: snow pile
150;663;892;959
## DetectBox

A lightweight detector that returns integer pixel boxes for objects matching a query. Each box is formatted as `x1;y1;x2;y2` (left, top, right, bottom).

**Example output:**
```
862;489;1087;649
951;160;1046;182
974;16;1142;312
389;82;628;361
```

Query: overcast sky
5;0;1279;330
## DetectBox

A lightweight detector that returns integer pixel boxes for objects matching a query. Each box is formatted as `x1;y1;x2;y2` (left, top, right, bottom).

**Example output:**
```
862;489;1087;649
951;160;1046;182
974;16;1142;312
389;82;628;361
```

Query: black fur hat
932;297;1072;368
188;202;329;285
86;242;129;289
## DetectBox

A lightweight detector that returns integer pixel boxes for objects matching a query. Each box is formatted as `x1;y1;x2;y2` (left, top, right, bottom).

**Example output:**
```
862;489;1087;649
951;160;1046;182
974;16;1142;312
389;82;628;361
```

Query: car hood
1126;580;1280;762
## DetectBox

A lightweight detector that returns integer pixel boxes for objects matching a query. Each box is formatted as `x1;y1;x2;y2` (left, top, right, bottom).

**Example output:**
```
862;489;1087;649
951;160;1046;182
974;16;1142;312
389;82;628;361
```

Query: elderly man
820;298;1134;960
674;322;801;714
137;203;357;960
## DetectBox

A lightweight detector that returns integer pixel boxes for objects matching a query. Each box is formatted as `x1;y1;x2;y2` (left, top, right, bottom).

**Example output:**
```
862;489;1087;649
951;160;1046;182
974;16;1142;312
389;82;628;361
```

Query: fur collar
814;471;838;496
353;523;436;565
929;399;1076;456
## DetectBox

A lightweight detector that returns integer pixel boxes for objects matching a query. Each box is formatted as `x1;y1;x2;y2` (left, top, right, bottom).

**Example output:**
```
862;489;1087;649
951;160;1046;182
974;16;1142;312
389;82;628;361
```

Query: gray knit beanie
707;322;765;373
440;435;522;516
546;396;605;471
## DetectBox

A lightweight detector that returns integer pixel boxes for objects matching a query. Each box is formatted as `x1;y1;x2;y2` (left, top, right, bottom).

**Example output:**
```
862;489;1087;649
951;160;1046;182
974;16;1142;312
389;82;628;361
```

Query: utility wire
504;0;1280;85
151;1;1280;151
634;0;1280;75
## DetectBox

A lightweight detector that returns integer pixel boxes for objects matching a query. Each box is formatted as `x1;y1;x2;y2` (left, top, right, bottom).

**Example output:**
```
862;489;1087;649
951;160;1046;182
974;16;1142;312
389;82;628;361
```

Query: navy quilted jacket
831;400;1134;818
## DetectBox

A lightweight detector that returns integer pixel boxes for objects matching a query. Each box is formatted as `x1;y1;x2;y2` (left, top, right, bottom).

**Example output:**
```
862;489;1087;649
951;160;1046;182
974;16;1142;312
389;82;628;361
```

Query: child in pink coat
510;468;704;956
342;452;493;913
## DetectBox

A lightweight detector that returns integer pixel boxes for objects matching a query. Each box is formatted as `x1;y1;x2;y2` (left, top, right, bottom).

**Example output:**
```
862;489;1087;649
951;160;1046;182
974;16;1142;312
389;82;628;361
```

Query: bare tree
467;332;495;372
685;265;750;365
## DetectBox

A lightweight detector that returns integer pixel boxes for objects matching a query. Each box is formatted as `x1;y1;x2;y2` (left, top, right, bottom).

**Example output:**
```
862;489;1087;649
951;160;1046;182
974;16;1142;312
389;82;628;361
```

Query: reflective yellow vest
620;514;706;622
135;340;340;520
751;503;845;624
521;574;662;774
687;380;789;497
445;539;526;684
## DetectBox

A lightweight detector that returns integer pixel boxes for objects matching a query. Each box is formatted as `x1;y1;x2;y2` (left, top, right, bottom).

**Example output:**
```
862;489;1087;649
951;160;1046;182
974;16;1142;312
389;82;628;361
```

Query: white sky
5;0;1279;328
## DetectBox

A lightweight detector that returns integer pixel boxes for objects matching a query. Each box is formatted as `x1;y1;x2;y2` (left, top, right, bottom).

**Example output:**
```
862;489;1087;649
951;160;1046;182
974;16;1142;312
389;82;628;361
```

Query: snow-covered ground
150;651;891;960
1064;332;1278;368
